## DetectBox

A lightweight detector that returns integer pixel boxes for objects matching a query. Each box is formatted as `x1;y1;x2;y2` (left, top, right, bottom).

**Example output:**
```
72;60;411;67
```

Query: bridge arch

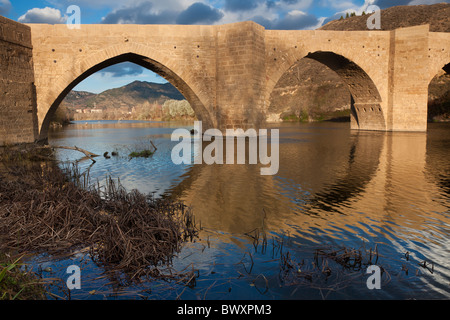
266;51;386;131
38;44;214;142
427;61;450;121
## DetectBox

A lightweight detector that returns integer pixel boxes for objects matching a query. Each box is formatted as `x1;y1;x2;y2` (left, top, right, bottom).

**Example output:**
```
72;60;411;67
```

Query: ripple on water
46;121;450;299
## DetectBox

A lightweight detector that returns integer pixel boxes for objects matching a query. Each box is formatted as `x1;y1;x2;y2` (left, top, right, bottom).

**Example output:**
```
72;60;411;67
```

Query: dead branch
40;145;100;162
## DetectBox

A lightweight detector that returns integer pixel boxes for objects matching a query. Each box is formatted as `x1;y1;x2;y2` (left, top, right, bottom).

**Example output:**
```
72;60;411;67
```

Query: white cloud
99;0;205;24
307;16;327;29
0;0;12;15
18;7;66;24
46;0;197;12
219;0;315;26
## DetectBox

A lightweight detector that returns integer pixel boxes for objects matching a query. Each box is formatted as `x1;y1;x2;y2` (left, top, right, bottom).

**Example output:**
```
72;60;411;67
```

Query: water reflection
48;121;450;299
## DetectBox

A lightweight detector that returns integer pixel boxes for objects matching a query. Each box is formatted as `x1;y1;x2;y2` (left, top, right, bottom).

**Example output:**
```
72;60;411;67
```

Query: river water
44;120;449;300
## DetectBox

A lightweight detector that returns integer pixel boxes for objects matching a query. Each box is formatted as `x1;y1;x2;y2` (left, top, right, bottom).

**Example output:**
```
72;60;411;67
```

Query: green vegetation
127;140;157;159
281;108;351;123
50;103;72;127
0;254;46;300
162;99;195;120
282;114;300;122
282;110;309;122
343;11;358;19
128;149;154;158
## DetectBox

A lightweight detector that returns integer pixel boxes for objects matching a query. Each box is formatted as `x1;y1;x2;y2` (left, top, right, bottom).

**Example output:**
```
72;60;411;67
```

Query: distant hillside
64;80;184;110
268;3;450;123
53;81;192;123
320;3;450;32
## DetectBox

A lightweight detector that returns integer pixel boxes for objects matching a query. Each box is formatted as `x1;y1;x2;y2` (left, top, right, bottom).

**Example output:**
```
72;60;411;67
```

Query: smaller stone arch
38;48;214;142
267;51;386;131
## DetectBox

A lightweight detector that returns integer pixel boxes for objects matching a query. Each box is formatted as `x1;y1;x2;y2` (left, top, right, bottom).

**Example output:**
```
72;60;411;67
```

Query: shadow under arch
443;63;450;74
427;61;450;122
268;51;386;131
306;130;385;213
38;52;214;143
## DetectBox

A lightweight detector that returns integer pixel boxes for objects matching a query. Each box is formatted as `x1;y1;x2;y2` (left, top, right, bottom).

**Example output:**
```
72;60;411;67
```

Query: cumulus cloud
266;0;314;11
101;1;179;24
18;7;66;24
274;10;319;29
0;0;12;15
176;2;224;24
101;1;225;25
252;9;319;29
224;0;262;12
99;62;144;78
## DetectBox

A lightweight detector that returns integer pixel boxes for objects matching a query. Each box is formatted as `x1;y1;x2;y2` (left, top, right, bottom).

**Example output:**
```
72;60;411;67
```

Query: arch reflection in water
49;121;450;299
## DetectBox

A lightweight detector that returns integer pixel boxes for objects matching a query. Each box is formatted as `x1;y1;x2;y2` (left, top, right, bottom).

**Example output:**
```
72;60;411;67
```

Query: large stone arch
37;43;215;142
266;50;385;131
428;32;450;84
427;61;450;121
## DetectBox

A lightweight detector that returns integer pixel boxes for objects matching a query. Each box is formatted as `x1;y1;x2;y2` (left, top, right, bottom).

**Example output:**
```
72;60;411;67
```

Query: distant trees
67;99;196;122
50;102;72;125
342;11;360;19
162;99;195;119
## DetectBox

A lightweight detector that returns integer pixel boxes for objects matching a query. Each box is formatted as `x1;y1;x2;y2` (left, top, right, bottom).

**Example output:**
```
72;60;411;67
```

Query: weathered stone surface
0;16;38;145
1;18;449;144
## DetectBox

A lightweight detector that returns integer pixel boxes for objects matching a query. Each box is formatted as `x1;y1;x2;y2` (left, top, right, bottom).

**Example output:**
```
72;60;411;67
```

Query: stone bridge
1;16;449;144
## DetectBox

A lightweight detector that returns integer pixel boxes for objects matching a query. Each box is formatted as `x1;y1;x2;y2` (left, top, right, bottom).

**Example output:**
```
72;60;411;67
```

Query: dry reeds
0;153;199;281
278;244;385;298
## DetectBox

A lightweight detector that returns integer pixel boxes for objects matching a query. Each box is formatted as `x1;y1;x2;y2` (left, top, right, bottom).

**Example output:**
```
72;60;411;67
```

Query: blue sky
1;0;447;93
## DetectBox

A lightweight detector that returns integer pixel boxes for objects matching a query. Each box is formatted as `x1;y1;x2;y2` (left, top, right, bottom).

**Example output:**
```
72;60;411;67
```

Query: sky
1;0;447;93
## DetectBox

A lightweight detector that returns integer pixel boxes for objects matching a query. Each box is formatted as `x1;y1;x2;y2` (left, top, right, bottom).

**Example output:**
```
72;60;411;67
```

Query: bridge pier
385;25;430;132
214;22;267;131
0;16;38;146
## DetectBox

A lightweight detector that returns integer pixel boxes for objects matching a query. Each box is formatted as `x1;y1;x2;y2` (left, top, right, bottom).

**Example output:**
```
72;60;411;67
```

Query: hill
268;3;450;123
319;3;450;32
64;80;184;111
56;80;189;122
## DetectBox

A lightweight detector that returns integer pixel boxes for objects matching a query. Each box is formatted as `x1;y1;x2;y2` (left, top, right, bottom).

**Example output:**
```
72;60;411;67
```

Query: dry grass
0;147;199;282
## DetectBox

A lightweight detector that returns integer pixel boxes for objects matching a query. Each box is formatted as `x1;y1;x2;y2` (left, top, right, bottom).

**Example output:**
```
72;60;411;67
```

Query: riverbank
0;145;199;299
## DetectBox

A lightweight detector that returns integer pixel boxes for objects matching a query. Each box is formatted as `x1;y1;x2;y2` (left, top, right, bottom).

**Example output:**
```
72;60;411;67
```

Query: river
42;120;450;300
